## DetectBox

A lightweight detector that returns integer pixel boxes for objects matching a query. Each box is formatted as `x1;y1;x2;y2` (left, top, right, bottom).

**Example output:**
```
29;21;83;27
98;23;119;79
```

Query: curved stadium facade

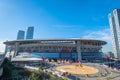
4;38;106;62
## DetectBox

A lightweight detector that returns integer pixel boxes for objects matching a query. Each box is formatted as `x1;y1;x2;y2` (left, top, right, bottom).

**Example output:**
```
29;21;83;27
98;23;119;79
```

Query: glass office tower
17;30;25;40
108;9;120;59
26;27;34;39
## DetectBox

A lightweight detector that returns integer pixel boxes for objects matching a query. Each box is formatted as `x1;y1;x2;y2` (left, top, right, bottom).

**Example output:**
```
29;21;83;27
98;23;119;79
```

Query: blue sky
0;0;120;52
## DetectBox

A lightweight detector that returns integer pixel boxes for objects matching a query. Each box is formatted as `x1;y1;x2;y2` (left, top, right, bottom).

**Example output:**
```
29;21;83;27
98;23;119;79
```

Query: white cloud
82;28;113;52
0;41;5;53
83;28;111;40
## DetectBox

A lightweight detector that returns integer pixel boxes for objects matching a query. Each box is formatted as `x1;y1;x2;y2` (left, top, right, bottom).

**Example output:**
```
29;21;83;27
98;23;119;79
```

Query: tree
38;66;43;72
30;72;39;80
63;78;68;80
2;58;14;78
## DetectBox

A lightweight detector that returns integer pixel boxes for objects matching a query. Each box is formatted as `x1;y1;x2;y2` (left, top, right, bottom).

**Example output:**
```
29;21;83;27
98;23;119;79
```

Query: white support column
14;42;19;57
77;41;82;61
4;45;8;54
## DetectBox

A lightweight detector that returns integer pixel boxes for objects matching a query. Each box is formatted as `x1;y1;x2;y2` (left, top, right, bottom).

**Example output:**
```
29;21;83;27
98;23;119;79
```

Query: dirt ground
56;64;99;74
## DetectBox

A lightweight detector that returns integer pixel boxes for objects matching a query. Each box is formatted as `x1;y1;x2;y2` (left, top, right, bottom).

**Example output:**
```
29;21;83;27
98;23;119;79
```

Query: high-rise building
26;27;34;39
108;8;120;59
17;30;25;40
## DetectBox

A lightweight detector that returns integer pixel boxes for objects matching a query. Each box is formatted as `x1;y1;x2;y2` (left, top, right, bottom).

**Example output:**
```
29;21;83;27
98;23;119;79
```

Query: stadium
4;38;106;62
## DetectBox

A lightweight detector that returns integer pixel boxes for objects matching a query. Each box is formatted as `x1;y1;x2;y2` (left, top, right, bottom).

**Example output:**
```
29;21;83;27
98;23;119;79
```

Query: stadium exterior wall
4;38;107;62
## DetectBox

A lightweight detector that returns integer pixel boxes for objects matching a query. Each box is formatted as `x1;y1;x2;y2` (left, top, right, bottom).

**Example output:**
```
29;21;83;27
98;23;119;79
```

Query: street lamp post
76;64;77;80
